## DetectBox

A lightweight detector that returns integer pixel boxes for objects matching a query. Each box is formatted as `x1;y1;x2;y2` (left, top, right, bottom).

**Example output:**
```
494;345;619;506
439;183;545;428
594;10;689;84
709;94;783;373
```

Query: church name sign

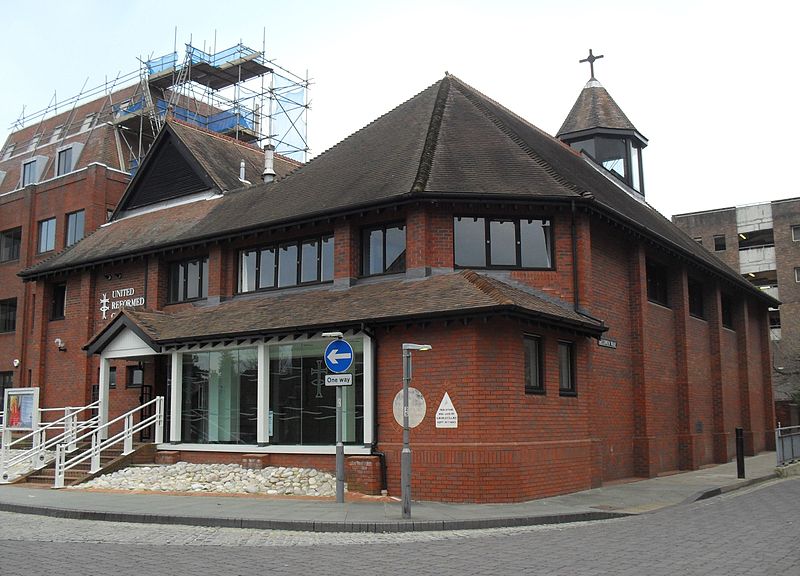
100;288;145;319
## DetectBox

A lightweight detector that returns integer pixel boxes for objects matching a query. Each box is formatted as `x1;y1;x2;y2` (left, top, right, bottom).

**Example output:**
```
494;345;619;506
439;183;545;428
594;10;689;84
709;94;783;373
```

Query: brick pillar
575;211;593;310
334;220;359;286
79;270;96;404
147;256;168;310
707;284;728;463
672;266;696;470
406;205;429;277
736;299;754;455
207;245;227;300
630;245;654;477
759;305;776;449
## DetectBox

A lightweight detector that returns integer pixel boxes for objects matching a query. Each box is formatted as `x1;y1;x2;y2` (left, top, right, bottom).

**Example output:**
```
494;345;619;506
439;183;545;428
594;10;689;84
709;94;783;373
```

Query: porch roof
85;270;606;354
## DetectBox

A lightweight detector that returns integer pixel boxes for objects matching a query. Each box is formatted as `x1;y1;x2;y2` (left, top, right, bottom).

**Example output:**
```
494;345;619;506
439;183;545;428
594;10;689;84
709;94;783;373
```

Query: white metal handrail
0;401;100;482
54;396;163;489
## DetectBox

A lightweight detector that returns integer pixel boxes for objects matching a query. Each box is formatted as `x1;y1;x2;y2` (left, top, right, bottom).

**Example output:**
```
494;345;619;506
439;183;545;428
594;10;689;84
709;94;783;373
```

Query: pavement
0;452;783;533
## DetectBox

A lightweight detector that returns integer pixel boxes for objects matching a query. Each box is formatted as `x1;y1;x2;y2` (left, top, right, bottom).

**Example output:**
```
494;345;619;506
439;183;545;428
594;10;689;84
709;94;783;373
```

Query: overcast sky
1;0;797;219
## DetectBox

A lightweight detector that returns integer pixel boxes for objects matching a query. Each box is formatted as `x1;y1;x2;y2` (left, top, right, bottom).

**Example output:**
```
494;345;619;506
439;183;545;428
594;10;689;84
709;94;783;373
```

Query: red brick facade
17;202;776;503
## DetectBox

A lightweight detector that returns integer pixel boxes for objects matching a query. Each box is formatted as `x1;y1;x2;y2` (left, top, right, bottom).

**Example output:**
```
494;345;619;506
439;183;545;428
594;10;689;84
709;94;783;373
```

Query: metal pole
735;427;745;479
336;385;344;503
402;349;412;519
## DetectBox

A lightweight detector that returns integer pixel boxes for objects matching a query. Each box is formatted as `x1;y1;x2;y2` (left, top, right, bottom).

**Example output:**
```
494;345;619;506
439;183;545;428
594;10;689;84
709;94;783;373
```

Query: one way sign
324;339;354;373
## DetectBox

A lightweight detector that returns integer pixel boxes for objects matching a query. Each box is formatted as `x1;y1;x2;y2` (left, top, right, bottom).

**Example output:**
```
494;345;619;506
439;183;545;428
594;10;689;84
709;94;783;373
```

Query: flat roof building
674;198;800;426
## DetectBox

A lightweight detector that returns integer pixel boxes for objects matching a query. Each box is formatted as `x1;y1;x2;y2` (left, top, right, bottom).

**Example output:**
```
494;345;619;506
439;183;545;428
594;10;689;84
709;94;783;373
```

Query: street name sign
325;374;353;386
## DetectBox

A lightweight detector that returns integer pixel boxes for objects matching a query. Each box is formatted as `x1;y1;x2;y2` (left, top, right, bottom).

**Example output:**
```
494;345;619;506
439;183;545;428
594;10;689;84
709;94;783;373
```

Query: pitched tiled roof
556;79;641;139
19;75;776;306
167;120;299;190
86;271;605;351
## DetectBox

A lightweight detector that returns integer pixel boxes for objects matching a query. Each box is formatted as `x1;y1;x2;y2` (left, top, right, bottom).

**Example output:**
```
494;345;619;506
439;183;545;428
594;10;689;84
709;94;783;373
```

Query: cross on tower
579;49;604;80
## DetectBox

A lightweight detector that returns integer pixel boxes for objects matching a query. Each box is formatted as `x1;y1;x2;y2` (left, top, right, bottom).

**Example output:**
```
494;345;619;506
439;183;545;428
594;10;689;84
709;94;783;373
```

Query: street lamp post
401;343;432;519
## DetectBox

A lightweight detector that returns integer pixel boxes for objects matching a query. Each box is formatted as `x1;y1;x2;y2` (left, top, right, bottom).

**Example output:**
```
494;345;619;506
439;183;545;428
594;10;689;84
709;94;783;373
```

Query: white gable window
50;125;64;144
1;143;14;161
81;114;96;132
56;143;83;177
27;134;40;152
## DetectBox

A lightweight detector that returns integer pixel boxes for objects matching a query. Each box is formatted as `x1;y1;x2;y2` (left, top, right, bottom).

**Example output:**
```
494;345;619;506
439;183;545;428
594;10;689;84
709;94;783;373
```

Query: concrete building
15;69;776;503
674;199;800;426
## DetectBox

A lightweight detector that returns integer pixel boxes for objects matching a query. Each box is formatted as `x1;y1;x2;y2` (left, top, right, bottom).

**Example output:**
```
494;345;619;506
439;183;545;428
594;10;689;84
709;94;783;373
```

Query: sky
1;0;797;219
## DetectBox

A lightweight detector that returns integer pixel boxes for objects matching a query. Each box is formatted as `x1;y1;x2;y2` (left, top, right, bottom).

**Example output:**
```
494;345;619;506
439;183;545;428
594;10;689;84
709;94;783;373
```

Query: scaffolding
8;35;310;171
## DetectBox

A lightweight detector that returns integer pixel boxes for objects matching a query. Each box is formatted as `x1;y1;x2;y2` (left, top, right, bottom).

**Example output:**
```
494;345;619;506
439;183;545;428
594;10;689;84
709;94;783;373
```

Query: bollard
735;427;745;479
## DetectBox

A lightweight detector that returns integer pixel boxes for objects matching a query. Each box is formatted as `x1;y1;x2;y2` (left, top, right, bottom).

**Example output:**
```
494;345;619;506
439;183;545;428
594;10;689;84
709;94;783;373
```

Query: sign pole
336;385;344;503
401;348;412;519
322;333;353;505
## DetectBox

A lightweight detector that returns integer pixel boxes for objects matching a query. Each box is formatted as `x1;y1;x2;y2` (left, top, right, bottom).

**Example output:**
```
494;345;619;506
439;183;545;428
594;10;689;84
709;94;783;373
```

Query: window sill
559;390;578;398
165;297;208;306
49;317;65;322
524;388;546;396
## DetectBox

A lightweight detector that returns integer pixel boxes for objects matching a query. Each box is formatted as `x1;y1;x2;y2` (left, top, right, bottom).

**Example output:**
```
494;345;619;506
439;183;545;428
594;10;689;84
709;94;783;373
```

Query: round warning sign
393;387;426;428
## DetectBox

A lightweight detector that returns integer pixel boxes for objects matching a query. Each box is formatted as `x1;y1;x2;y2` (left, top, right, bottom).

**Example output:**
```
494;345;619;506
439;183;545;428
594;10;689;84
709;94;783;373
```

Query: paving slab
0;452;780;532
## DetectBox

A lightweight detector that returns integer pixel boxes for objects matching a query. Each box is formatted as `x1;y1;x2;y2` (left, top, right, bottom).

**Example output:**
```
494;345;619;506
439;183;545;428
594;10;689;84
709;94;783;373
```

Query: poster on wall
3;388;40;431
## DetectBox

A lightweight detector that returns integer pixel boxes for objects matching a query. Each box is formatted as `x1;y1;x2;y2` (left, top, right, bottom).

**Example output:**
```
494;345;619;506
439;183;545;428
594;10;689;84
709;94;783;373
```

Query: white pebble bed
71;462;341;497
0;449;55;482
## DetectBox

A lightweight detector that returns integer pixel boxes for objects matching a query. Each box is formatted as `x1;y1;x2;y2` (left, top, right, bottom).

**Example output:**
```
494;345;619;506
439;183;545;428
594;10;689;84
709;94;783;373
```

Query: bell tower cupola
557;50;648;195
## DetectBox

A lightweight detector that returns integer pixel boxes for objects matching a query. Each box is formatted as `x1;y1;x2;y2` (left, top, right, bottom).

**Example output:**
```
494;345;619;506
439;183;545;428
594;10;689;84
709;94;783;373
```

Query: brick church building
18;72;776;503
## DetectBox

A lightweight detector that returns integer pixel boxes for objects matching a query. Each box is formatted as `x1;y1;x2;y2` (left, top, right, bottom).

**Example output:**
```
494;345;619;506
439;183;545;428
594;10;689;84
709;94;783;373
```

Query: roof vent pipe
238;159;251;186
263;144;276;183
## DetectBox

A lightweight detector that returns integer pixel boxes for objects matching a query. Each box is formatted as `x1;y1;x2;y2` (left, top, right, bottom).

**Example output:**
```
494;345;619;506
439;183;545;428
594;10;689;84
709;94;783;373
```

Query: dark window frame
646;260;669;307
238;234;333;294
524;335;544;395
558;341;577;396
56;147;73;176
168;256;209;303
713;235;726;251
721;293;735;330
688;279;705;319
792;225;800;243
0;371;12;395
453;215;554;270
126;365;144;389
0;298;17;333
65;210;85;247
0;227;22;263
22;159;37;186
38;217;56;253
109;366;117;389
50;283;66;320
361;223;407;277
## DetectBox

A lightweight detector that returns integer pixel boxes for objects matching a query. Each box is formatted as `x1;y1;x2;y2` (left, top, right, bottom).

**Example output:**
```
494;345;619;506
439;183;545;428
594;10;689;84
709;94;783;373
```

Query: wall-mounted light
54;338;67;352
104;274;113;280
115;273;122;279
12;359;20;368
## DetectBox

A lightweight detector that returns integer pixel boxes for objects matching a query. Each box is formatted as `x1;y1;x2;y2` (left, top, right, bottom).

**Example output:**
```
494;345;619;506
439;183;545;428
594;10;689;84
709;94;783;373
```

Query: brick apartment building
0;86;136;396
674;199;800;426
15;72;776;503
1;41;303;403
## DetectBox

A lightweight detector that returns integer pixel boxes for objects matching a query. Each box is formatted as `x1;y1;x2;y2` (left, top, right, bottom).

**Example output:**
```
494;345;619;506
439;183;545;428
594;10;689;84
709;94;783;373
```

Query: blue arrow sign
324;339;354;373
